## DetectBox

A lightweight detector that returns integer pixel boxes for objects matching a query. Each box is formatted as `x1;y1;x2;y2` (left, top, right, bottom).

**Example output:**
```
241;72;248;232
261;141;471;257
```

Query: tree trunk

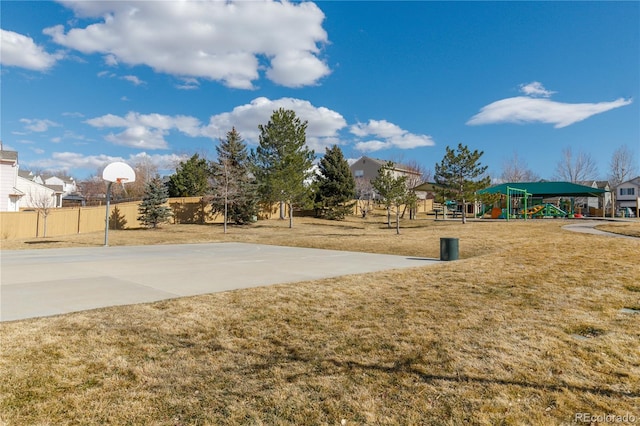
462;199;467;224
387;207;391;228
280;201;285;220
395;204;400;234
288;202;293;228
223;194;228;234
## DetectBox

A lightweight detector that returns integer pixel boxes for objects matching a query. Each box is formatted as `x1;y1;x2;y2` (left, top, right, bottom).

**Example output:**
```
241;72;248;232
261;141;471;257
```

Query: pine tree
371;162;408;234
251;108;315;228
167;153;210;197
210;128;258;231
137;176;172;228
434;143;490;224
315;145;356;220
109;205;127;230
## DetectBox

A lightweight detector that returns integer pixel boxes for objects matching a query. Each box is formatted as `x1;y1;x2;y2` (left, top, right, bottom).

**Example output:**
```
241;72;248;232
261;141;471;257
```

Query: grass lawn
1;216;639;425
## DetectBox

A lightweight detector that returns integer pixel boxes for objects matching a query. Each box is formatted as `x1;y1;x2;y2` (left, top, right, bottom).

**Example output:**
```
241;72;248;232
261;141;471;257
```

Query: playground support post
506;186;530;221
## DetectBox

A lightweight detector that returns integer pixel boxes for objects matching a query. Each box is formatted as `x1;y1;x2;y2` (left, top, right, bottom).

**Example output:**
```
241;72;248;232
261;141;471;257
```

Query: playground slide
524;205;544;217
544;204;567;218
476;205;493;218
522;204;567;218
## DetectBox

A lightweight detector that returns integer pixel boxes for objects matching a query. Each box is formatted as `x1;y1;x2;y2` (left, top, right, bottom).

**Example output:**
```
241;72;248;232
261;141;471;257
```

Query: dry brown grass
596;221;640;238
1;215;639;425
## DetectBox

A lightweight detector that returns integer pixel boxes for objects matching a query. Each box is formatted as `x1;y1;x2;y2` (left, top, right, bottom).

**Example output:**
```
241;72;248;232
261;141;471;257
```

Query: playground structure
523;203;567;218
478;185;581;220
478;181;607;220
483;199;570;220
477;181;608;221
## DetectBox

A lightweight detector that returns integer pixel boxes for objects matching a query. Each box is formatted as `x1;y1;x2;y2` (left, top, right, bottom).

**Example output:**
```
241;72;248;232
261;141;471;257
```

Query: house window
354;170;364;178
620;188;635;196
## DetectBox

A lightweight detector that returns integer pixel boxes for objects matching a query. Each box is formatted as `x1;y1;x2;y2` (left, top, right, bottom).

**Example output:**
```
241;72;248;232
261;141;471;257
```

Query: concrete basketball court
1;243;438;322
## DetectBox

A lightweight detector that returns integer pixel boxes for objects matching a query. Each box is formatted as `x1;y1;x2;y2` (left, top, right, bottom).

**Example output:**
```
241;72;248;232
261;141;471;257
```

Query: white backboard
102;162;136;183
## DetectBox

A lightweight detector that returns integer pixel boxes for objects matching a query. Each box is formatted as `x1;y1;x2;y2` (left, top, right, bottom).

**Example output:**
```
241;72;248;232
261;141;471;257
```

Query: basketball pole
104;181;113;247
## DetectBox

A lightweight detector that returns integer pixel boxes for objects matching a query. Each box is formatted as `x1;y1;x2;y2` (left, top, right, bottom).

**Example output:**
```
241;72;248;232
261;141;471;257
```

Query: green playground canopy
477;181;607;198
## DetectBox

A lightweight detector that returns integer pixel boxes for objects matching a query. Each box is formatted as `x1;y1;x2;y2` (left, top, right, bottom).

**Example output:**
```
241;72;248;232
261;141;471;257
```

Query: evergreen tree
315;145;356;220
210;128;258;231
434;143;490;224
167;153;210;197
109;205;127;230
371;162;408;234
251;108;315;228
137;176;172;228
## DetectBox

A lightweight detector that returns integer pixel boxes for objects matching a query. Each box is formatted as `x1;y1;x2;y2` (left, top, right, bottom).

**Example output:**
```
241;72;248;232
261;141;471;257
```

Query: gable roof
478;181;607;198
352;156;421;175
617;176;640;187
0;149;18;162
412;182;444;192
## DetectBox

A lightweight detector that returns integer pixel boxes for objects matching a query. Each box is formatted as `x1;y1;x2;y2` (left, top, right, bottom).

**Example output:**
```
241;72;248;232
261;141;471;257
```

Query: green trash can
440;237;459;261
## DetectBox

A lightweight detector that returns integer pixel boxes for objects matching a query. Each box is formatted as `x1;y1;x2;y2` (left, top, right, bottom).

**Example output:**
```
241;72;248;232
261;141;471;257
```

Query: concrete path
562;220;639;239
1;243;438;322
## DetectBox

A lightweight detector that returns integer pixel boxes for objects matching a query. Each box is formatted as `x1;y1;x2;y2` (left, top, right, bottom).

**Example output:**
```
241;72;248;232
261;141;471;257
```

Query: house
45;176;78;196
350;156;421;183
349;156;424;198
0;149;23;212
615;176;640;217
0;147;63;211
16;176;61;209
577;180;612;216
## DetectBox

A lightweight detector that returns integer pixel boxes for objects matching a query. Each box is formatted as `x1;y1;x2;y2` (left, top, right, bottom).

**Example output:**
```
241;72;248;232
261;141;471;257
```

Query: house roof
46;184;65;193
618;176;640;187
354;156;421;175
412;182;444;192
478;181;607;198
0;149;18;162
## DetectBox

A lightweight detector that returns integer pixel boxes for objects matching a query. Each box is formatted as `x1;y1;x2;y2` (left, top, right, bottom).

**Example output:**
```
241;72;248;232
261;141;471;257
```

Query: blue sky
2;1;638;181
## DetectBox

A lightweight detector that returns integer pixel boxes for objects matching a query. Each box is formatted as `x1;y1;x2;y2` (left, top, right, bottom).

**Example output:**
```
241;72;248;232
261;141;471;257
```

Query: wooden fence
0;197;434;241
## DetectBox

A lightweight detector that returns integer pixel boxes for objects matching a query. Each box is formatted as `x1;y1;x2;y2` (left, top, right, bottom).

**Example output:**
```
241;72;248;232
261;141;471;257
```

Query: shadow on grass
233;338;639;399
24;240;63;244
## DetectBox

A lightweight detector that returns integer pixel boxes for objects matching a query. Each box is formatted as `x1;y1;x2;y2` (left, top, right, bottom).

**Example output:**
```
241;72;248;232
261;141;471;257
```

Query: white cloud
86;112;204;150
87;97;346;153
19;118;61;132
467;96;632;128
45;0;330;89
62;112;85;118
28;151;186;175
0;29;63;71
202;97;347;152
83;98;431;156
519;81;555;98
354;140;389;152
349;119;435;153
121;75;145;86
176;78;200;90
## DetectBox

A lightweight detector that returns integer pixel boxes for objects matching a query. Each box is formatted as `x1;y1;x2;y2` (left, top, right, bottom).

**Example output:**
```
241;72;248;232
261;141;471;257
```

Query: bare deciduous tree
609;144;638;186
125;159;159;199
553;147;598;183
608;144;638;216
402;160;431;219
29;191;55;237
78;175;106;205
500;152;539;182
355;177;374;218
